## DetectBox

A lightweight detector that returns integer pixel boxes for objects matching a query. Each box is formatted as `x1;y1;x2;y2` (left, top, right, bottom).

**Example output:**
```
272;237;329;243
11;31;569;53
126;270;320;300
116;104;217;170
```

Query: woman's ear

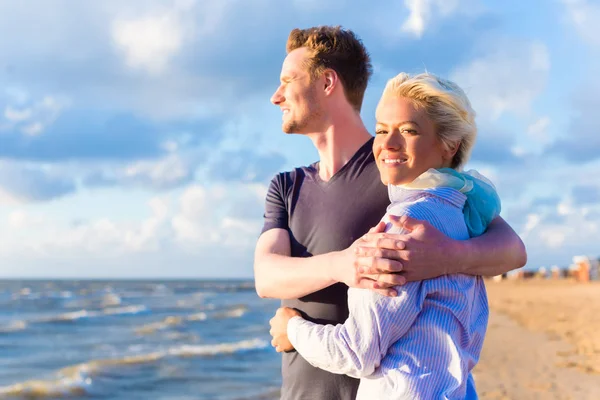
444;141;460;161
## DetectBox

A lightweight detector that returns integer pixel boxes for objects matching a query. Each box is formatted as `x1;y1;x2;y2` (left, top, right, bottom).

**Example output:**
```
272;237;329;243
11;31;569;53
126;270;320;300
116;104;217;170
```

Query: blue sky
0;0;599;278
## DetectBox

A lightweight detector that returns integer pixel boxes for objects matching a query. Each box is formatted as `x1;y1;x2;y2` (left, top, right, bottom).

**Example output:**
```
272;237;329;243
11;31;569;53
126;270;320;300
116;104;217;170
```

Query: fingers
271;339;283;352
361;272;406;287
389;214;428;231
355;246;404;261
373;273;407;288
355;256;403;274
357;278;399;296
360;233;409;250
368;221;387;234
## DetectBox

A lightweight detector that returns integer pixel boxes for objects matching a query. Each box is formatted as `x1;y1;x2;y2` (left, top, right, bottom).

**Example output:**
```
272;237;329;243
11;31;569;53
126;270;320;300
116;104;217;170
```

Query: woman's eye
375;130;387;135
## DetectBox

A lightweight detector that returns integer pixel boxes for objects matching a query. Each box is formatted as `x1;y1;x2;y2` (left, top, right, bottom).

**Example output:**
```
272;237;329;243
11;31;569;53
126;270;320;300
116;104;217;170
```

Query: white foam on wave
135;311;207;335
0;305;149;333
0;320;27;333
102;305;147;316
101;293;122;307
214;305;248;319
0;368;92;398
136;304;246;336
168;338;268;357
39;305;148;322
0;338;268;398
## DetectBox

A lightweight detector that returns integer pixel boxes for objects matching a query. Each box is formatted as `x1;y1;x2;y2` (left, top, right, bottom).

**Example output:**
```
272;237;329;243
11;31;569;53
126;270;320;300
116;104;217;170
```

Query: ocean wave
0;338;268;398
0;369;92;398
213;305;248;319
10;289;73;301
0;305;148;333
0;320;27;333
135;312;207;335
101;293;122;307
134;305;246;336
40;305;148;322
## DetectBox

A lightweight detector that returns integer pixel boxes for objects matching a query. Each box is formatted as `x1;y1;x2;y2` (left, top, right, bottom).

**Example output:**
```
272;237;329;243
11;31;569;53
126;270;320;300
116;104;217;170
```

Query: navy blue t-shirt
261;137;390;400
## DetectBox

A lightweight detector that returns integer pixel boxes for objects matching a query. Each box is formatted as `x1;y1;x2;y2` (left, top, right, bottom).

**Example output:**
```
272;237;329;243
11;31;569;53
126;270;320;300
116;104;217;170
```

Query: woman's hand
269;307;301;352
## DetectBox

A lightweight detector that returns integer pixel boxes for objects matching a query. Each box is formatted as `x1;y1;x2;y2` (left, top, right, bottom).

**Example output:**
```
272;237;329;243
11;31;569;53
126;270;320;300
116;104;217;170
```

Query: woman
269;72;500;399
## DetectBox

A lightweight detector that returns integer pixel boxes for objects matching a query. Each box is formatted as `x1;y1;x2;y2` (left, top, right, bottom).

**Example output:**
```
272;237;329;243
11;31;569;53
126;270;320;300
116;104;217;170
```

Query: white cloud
562;0;600;47
401;0;461;37
22;122;43;136
0;183;267;262
527;116;550;144
514;187;600;269
123;154;193;188
110;0;230;76
521;213;541;238
1;93;68;135
539;229;567;248
83;148;205;191
4;106;32;122
451;40;550;121
8;210;46;229
112;13;185;76
171;183;266;249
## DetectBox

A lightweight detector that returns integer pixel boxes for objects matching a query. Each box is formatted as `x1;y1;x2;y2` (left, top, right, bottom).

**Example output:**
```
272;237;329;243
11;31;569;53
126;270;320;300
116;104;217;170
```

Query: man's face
271;47;323;134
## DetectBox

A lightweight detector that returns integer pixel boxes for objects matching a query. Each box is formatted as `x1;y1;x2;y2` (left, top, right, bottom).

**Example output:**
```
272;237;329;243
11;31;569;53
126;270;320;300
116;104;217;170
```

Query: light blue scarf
399;168;501;237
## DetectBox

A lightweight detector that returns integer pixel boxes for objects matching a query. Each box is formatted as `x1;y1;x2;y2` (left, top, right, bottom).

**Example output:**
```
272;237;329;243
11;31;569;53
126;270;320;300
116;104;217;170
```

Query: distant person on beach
254;26;526;400
269;71;500;399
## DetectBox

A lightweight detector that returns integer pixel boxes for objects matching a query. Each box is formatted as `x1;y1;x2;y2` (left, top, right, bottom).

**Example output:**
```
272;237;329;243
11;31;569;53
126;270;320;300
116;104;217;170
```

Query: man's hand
355;215;463;283
329;222;405;297
269;307;301;352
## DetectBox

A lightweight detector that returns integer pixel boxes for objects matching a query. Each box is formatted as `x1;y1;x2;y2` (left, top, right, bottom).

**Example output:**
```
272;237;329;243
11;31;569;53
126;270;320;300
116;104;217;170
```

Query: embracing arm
459;216;527;277
254;229;403;299
286;286;421;378
254;228;336;299
354;215;527;284
255;172;403;300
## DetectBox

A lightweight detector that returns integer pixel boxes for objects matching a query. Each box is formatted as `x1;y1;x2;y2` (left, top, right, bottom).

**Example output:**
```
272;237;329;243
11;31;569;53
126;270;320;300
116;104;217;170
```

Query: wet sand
475;279;600;399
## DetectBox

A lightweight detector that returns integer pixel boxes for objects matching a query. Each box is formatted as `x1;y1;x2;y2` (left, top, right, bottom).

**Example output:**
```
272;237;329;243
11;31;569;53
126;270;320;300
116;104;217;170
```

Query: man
254;26;526;400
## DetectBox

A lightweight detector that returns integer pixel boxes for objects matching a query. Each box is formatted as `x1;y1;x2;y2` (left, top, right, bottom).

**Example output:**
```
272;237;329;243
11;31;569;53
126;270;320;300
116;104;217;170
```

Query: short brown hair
286;26;372;112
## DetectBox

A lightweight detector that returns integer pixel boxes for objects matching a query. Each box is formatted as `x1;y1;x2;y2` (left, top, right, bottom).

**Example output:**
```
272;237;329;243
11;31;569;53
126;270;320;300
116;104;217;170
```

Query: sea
0;279;282;400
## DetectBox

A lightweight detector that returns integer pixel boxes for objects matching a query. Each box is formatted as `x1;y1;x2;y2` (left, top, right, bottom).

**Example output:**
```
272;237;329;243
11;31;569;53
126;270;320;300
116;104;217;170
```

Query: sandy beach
475;279;600;399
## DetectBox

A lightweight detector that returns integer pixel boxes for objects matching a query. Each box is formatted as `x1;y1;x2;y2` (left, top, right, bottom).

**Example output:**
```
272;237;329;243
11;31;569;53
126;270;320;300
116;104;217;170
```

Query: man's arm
255;173;403;300
254;228;402;299
458;216;527;276
254;228;334;299
353;215;527;284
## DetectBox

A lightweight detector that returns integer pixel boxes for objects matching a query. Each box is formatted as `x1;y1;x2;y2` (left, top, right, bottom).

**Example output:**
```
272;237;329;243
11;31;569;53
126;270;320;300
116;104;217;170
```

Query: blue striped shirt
287;186;488;399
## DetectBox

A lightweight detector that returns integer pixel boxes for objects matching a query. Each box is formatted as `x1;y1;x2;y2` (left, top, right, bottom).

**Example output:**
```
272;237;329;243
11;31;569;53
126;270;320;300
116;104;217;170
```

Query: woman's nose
382;130;404;150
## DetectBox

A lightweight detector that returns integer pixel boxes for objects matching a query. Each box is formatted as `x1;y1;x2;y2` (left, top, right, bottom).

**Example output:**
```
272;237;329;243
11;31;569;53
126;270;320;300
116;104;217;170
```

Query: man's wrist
453;238;473;274
325;251;343;284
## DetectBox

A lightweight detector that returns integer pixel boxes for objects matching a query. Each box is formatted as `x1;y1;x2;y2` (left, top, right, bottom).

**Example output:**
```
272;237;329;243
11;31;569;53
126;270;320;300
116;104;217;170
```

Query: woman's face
374;96;452;185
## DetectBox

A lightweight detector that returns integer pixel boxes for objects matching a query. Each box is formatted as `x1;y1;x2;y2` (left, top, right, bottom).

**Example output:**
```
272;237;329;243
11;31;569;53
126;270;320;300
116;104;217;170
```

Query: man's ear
322;69;338;95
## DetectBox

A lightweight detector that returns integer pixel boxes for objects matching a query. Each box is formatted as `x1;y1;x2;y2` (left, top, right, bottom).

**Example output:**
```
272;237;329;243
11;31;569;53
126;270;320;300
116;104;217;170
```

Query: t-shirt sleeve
261;173;289;234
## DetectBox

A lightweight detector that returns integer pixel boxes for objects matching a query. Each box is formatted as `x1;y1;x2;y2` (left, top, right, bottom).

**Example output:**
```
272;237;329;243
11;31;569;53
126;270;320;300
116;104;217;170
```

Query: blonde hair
381;72;476;169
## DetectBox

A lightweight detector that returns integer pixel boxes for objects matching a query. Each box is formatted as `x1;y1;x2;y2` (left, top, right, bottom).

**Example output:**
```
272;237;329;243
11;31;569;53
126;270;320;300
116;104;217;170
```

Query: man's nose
271;86;284;105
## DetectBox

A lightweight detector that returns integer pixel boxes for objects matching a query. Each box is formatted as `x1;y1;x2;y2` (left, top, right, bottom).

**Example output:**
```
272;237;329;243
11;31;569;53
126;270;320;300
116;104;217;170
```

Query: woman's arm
286;285;423;378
